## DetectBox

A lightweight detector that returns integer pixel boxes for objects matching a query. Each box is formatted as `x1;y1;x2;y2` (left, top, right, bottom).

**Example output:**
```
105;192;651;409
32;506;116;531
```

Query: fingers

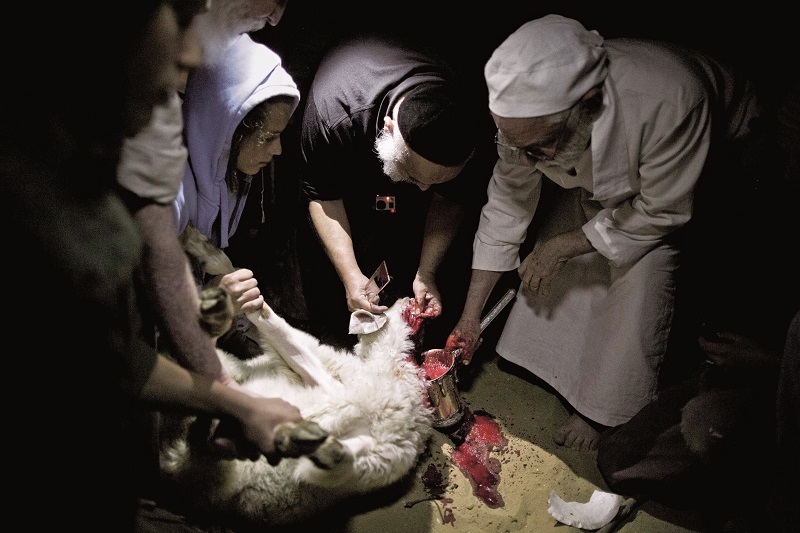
237;291;264;315
220;272;263;314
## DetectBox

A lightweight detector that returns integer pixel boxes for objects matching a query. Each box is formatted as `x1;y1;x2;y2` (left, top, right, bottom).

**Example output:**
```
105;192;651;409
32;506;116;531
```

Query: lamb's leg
180;223;235;277
273;420;347;470
247;304;339;391
199;287;234;341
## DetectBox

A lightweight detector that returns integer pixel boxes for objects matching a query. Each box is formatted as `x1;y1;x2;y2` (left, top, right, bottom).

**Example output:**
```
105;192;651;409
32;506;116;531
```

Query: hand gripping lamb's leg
247;303;339;392
181;224;336;391
198;289;346;469
248;304;352;472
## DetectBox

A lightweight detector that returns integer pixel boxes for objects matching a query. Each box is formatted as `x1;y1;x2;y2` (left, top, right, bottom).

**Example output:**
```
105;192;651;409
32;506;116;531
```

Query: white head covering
485;14;608;118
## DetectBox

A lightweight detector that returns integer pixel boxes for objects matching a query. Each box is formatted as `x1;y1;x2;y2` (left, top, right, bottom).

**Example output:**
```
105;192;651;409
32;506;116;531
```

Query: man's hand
344;273;388;314
210;396;303;465
519;230;591;295
445;315;481;365
413;272;442;318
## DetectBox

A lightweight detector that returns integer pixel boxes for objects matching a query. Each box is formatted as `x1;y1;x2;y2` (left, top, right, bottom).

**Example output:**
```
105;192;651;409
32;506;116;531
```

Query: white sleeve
584;102;710;267
472;156;542;272
117;92;188;205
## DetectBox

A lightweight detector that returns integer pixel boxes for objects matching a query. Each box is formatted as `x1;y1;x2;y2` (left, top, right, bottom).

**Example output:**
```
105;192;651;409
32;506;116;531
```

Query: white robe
474;39;759;426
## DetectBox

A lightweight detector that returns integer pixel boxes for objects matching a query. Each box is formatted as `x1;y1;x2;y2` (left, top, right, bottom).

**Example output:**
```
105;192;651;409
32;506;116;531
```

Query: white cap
485;14;608;118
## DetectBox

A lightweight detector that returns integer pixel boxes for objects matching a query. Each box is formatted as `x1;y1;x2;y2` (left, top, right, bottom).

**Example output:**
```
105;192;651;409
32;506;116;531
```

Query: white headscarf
485;14;608;118
176;34;300;248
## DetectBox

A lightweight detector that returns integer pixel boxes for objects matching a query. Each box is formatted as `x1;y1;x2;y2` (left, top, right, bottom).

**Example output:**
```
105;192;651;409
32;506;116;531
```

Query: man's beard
549;106;594;170
374;129;407;183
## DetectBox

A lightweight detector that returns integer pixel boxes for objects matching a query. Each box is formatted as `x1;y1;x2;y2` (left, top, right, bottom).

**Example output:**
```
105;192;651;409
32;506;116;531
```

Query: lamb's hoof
273;420;344;469
180;224;235;276
199;287;234;337
308;436;347;470
273;420;329;457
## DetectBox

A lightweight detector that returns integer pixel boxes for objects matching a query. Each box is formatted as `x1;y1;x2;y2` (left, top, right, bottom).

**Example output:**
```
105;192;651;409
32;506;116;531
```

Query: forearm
135;203;225;380
140;355;247;420
559;228;594;259
461;269;504;320
309;199;362;285
418;194;464;277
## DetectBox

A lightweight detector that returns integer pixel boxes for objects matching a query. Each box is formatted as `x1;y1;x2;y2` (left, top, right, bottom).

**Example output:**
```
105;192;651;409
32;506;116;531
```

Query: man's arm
414;193;465;314
140;354;303;464
135;202;229;381
309;199;387;313
445;268;504;364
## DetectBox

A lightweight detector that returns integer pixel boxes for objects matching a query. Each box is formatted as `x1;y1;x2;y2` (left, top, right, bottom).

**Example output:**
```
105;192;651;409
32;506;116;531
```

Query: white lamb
158;285;435;527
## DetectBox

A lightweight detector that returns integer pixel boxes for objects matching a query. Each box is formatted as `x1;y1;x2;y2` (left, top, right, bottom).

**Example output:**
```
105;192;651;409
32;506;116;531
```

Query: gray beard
549;107;594;171
374;130;406;183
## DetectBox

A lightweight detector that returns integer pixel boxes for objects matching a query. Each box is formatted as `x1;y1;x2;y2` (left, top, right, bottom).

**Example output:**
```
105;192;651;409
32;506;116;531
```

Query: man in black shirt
298;33;491;347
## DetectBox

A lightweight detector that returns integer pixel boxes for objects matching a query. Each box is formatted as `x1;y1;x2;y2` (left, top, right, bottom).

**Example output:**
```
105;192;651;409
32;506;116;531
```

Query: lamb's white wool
159;297;434;526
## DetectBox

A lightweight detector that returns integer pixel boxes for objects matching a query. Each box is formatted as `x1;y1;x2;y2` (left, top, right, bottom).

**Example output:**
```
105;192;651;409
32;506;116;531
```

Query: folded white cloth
348;309;388;334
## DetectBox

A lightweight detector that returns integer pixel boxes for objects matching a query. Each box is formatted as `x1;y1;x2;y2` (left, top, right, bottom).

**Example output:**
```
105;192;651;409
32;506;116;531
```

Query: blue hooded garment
175;34;300;248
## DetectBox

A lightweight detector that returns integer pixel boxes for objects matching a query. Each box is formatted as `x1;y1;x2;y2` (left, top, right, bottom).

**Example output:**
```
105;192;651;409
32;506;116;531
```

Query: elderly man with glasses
446;14;761;451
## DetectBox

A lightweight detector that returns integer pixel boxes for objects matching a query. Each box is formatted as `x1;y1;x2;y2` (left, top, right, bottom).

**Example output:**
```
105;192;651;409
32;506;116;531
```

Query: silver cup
421;348;465;429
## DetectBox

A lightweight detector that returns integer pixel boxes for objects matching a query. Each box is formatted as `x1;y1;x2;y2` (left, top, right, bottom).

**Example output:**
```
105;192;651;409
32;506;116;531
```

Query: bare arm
309;199;387;313
134;202;228;382
414;193;465;315
445;268;504;364
140;354;302;463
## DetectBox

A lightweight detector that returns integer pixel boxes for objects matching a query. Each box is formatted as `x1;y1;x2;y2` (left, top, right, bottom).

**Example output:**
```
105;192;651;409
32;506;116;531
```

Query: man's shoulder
606;39;714;107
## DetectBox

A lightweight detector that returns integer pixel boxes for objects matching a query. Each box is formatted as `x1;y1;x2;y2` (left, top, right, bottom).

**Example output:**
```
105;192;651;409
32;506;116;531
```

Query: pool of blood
450;410;508;509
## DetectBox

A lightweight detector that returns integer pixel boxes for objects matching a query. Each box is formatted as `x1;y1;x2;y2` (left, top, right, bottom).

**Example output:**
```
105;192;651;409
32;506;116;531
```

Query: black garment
2;143;159;530
597;311;799;531
297;33;491;347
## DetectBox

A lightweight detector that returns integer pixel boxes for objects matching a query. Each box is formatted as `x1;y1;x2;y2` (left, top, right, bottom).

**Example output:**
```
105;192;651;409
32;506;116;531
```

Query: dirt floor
281;349;707;533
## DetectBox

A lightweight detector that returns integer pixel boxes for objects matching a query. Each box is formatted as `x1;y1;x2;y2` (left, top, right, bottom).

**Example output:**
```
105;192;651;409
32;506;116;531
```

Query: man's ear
385;97;404;134
581;86;604;118
383;115;395;133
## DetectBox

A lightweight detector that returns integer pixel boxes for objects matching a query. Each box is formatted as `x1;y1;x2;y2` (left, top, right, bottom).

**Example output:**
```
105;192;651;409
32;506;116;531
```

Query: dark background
226;3;798;355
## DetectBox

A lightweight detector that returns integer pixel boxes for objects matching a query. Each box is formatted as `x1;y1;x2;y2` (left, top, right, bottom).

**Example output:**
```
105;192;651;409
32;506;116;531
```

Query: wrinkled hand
344;273;388;314
445;315;481;365
699;331;776;370
209;396;303;465
209;268;264;315
518;238;569;296
412;273;442;318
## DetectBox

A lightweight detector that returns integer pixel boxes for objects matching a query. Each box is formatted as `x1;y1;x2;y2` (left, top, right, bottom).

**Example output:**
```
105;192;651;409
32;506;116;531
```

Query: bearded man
297;33;490;348
446;15;761;451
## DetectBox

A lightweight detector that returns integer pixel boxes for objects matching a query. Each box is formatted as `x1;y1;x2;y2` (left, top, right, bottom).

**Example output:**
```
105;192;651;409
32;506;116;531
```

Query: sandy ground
283;351;706;533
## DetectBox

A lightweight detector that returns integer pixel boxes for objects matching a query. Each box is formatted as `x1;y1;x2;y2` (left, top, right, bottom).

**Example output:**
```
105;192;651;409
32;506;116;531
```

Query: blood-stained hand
413;274;442;318
445;315;481;365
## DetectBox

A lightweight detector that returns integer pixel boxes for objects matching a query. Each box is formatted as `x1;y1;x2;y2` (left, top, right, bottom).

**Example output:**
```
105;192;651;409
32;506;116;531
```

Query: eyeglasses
494;104;576;163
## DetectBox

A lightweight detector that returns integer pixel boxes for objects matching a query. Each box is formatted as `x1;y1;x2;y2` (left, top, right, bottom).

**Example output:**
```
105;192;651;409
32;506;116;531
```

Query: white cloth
485;15;608;117
475;36;760;426
348;309;388;334
117;92;187;204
